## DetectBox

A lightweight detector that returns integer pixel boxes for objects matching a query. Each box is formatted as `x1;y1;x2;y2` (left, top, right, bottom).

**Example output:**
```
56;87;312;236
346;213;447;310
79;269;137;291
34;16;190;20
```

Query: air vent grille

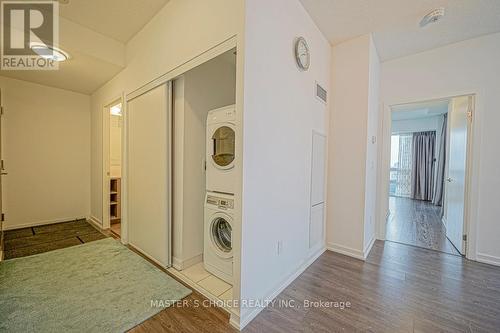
316;83;327;104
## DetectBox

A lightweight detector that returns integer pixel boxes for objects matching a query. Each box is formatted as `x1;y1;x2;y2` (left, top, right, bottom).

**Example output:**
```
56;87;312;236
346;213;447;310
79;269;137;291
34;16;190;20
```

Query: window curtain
433;114;448;207
411;131;436;201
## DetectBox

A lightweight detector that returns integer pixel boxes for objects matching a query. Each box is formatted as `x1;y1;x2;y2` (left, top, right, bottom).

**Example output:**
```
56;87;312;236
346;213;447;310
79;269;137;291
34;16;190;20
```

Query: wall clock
294;37;310;71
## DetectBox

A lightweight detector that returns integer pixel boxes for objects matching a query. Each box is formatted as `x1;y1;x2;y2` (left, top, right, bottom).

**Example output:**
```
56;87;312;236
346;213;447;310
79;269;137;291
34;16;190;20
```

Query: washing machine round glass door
211;216;232;257
211;126;235;168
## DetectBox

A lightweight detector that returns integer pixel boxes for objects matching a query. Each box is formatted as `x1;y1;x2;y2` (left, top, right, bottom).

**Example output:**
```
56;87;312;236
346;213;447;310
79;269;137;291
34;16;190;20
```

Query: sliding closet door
127;83;171;267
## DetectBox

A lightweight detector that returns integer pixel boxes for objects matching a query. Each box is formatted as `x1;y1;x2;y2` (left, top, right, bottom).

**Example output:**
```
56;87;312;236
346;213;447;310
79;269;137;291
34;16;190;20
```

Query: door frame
0;88;3;260
377;92;480;260
102;94;126;242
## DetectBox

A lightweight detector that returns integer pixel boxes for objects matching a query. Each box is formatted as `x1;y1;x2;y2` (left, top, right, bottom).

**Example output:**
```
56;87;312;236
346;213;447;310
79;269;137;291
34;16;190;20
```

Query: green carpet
0;238;191;332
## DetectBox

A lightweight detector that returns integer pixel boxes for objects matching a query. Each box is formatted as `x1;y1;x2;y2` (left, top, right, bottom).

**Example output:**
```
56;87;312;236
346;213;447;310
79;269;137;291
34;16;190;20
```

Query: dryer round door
210;124;235;170
209;213;233;259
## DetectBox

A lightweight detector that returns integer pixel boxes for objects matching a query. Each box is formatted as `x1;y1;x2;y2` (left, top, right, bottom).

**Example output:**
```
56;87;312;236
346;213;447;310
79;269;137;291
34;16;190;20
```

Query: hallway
386;196;459;255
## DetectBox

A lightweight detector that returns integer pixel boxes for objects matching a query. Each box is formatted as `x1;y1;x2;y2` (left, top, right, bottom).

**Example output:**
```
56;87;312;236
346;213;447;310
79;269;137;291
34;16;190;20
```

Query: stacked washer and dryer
204;105;236;284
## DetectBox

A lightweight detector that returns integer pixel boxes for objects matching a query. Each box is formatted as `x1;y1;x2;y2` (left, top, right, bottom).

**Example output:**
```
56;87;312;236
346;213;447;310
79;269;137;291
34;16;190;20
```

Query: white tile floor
171;262;232;299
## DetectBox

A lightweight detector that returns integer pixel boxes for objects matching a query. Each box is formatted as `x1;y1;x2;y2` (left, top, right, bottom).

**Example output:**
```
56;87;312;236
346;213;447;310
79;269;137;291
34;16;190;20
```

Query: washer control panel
207;195;234;209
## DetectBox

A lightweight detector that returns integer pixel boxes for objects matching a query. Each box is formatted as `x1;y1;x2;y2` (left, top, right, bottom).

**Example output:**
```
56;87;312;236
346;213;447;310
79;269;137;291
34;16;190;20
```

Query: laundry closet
170;49;236;302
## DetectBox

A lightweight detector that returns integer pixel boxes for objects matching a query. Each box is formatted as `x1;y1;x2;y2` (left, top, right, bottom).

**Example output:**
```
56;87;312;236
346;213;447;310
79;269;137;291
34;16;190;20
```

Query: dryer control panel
207;195;234;210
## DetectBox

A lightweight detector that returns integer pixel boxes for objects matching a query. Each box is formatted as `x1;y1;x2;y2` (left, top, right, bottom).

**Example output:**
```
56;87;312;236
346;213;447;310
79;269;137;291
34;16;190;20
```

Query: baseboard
476;252;500;267
172;254;203;270
3;216;88;231
326;242;365;260
236;246;326;330
88;216;104;230
363;236;376;259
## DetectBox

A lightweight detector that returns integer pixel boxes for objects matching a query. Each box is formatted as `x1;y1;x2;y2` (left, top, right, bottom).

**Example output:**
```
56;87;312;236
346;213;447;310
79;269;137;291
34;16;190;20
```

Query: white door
127;83;171;267
309;131;326;249
444;96;471;255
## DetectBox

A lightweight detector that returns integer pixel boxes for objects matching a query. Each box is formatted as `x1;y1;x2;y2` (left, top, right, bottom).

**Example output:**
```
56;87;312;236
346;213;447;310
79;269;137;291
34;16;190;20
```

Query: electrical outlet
277;240;283;255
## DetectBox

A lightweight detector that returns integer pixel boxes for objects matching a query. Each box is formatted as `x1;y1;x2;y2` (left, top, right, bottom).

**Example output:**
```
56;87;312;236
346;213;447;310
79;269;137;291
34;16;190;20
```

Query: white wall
392;116;441;134
109;114;122;178
172;53;236;269
364;37;380;253
0;76;90;229
379;32;500;265
327;34;380;260
391;115;444;160
240;0;330;326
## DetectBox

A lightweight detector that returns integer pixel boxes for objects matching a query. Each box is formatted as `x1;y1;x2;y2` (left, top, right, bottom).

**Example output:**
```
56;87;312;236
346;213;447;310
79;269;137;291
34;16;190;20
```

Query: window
390;133;412;197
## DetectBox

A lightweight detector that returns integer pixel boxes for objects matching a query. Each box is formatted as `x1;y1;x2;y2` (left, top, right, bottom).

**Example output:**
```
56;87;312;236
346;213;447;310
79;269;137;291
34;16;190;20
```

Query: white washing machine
204;192;234;284
206;105;236;194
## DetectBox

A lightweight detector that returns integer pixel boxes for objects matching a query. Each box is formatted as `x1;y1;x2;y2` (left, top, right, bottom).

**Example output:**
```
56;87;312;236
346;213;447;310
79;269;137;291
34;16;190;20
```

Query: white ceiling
59;0;170;43
0;0;170;94
299;0;500;61
0;49;124;94
392;99;449;121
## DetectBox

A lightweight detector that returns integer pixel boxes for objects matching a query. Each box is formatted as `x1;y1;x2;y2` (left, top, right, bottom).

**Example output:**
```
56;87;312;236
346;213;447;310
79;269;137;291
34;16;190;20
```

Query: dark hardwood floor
3;219;108;259
243;241;500;332
386;196;460;255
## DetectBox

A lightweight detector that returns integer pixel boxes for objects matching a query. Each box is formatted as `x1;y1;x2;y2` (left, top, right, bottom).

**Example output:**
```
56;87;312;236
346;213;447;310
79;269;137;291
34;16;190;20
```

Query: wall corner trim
363;236;376;260
88;215;103;229
326;242;365;261
237;247;327;330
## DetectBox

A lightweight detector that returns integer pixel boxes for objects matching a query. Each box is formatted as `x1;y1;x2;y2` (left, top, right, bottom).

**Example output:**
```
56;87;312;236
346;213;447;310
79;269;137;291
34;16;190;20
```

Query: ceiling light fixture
30;43;70;62
110;104;122;116
420;8;445;28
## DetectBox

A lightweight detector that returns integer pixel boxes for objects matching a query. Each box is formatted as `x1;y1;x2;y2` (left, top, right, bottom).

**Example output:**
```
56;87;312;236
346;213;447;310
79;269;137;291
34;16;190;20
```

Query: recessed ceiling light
420;8;445;28
110;104;122;116
30;43;70;62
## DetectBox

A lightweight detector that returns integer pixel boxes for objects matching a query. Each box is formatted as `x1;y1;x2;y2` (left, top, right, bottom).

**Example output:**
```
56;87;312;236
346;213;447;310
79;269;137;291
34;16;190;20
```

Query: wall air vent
316;82;327;104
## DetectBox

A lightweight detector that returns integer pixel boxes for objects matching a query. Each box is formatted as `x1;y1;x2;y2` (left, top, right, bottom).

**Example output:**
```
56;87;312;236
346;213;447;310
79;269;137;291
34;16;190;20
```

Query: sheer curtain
390;133;412;197
411;131;436;201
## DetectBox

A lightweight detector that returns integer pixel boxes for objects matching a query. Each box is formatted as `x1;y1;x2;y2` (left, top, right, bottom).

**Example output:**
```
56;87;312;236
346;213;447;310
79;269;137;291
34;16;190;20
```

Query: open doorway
109;103;122;237
168;48;236;310
103;100;123;238
386;95;473;256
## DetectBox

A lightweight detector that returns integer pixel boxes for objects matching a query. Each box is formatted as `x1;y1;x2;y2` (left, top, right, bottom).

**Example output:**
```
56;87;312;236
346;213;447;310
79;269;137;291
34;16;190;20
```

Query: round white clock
294;37;310;71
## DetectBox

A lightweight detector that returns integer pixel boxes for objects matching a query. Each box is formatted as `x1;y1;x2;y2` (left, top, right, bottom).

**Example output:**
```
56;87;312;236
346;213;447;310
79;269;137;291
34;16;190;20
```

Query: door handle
446;177;453;182
0;172;7;176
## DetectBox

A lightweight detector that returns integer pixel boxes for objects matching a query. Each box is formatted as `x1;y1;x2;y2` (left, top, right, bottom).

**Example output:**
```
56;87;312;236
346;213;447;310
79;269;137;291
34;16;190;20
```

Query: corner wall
327;34;380;259
240;0;330;327
0;76;91;229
